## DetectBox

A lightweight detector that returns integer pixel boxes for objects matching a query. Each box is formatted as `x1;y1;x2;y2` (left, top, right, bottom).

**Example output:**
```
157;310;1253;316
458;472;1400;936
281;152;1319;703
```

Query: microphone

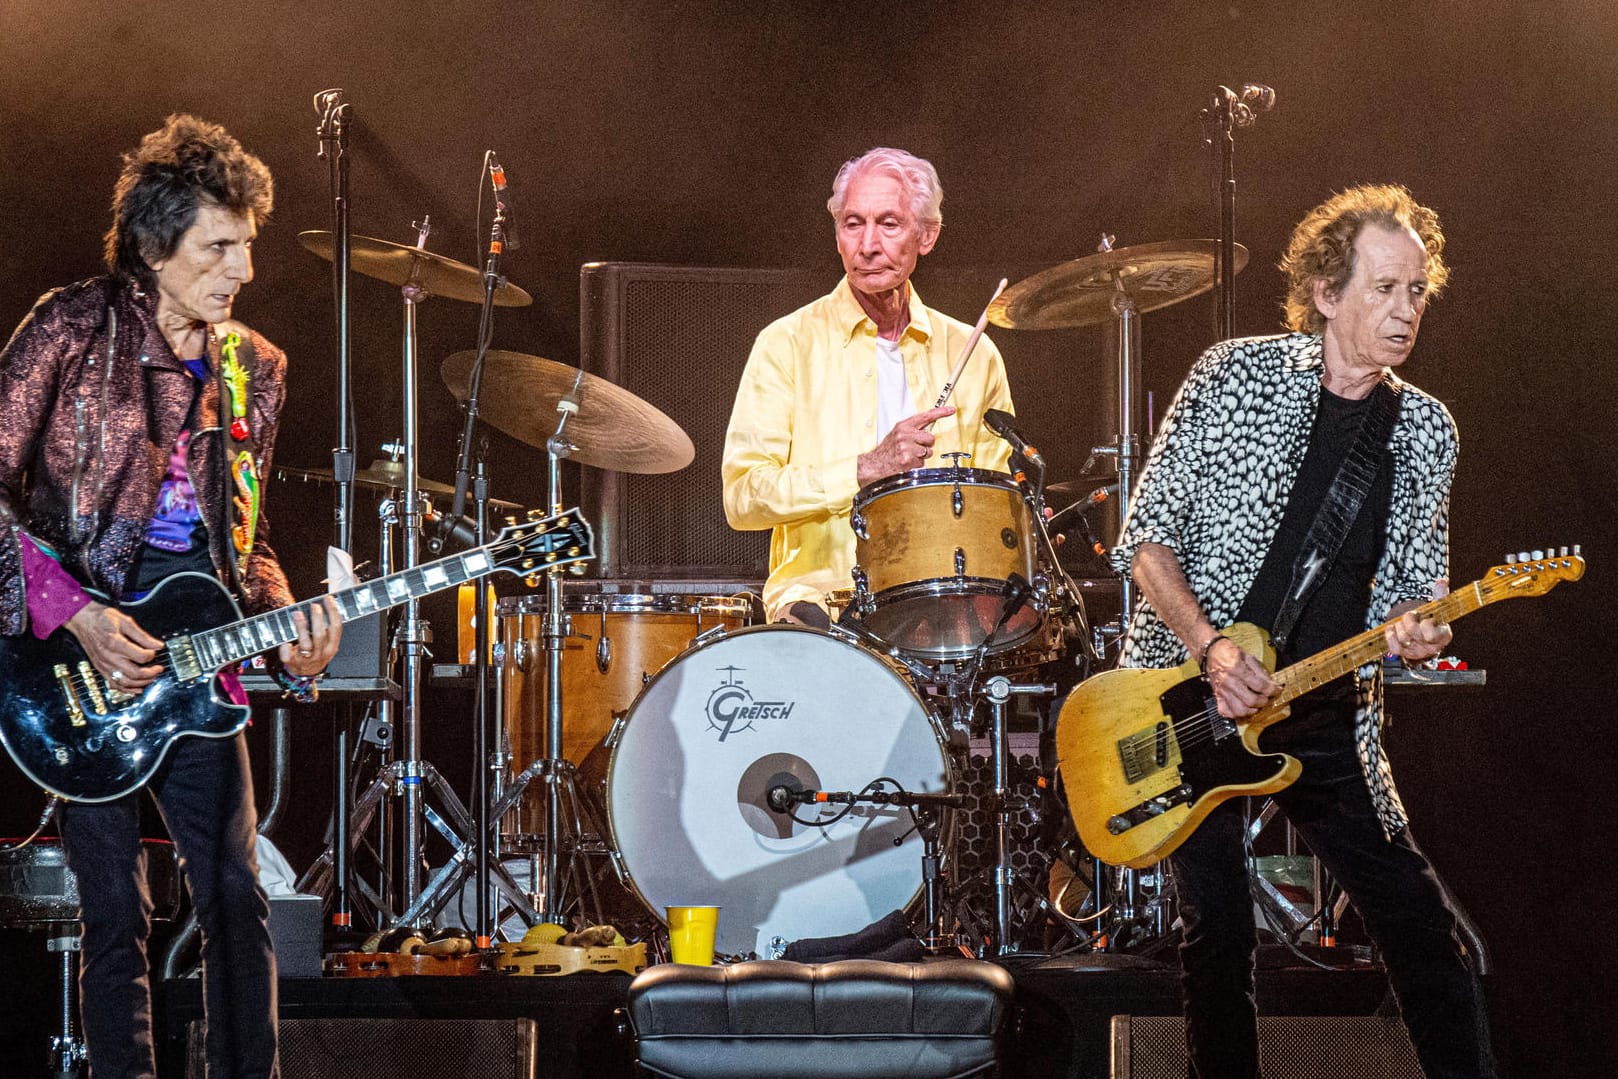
983;409;1044;471
489;153;519;251
1240;83;1276;113
423;507;481;551
765;785;967;812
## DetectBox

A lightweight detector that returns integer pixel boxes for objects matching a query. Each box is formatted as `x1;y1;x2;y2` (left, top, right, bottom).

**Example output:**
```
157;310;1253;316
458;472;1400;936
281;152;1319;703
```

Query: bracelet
273;667;323;704
1196;633;1230;675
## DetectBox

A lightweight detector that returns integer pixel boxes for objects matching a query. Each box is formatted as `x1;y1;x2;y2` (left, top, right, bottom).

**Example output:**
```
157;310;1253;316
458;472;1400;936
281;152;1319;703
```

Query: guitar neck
190;514;588;671
1270;583;1485;705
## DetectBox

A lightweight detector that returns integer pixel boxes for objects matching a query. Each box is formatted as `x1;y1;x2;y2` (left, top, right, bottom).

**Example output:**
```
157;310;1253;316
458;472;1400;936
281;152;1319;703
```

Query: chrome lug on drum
601;624;953;958
851;467;1043;660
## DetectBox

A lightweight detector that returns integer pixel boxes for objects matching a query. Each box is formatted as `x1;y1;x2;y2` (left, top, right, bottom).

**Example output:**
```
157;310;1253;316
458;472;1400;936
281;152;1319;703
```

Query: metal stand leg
982;674;1056;955
45;928;84;1079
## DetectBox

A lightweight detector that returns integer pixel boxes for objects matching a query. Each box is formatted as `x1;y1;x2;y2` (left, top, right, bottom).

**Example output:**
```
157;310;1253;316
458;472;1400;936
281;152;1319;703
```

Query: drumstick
934;277;1008;409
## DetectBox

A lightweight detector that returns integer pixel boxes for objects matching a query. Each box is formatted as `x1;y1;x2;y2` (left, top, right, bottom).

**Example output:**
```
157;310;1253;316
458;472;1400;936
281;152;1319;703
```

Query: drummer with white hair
721;146;1015;626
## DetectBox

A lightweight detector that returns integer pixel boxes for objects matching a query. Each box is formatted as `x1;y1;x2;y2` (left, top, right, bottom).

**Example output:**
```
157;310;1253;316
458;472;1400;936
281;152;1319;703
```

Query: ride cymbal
299;231;532;307
988;239;1247;330
442;350;695;474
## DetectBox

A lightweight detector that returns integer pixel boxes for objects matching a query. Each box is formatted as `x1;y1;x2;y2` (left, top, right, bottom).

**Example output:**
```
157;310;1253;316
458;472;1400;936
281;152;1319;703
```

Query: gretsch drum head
604;624;949;958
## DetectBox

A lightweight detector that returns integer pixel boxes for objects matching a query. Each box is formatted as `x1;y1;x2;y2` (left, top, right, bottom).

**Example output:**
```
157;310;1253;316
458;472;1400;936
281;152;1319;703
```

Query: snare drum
600;624;951;958
852;467;1042;659
498;589;751;768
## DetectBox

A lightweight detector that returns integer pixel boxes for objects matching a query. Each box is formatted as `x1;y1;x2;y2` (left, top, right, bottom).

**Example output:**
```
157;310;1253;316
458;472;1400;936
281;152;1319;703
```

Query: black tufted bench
627;958;1013;1079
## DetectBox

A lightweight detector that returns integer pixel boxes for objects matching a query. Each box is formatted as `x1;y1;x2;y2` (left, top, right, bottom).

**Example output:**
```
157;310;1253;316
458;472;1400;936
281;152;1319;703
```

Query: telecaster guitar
1056;549;1585;868
0;510;593;803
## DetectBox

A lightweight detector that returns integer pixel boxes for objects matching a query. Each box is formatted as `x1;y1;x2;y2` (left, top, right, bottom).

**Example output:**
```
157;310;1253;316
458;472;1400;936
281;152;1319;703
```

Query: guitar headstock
488;509;595;575
1480;546;1585;599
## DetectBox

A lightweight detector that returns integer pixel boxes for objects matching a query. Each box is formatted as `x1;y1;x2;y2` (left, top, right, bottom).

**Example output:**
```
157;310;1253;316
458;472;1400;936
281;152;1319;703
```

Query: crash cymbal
273;460;520;509
442;350;695;474
988;240;1247;330
299;231;532;307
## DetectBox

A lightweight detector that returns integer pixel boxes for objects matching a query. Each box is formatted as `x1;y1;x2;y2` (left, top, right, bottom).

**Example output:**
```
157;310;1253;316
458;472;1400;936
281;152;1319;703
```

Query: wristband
273;667;323;704
1197;633;1230;675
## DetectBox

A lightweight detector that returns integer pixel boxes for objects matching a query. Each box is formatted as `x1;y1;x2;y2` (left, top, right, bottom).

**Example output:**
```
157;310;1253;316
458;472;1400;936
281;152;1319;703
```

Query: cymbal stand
388;216;476;921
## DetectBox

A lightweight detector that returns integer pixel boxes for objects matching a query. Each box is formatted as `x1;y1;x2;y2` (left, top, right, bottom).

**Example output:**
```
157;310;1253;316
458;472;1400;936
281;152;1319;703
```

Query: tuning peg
1516;551;1530;563
1504;553;1517;564
1531;549;1545;561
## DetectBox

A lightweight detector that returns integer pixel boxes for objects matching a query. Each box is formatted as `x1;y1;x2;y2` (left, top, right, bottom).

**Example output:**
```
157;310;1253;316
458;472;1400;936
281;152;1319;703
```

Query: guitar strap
1269;374;1402;653
212;322;260;594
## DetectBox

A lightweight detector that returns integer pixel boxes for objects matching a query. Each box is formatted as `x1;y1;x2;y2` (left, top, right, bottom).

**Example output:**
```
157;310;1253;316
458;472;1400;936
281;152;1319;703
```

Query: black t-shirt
1236;386;1393;720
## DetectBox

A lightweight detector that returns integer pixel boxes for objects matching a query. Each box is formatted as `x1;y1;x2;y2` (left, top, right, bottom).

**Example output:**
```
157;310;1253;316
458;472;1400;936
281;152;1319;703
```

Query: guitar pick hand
66;603;164;691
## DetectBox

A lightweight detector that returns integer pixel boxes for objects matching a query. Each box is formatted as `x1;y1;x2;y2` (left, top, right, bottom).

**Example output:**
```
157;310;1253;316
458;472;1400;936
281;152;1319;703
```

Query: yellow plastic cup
665;906;720;965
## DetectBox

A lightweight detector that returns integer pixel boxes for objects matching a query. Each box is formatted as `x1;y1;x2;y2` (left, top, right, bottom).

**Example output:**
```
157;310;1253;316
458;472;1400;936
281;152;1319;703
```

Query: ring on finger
110;670;124;681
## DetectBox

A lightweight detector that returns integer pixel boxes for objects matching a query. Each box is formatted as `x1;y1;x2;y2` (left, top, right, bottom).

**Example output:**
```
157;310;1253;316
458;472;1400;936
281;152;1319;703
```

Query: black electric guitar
0;510;593;803
1055;549;1585;869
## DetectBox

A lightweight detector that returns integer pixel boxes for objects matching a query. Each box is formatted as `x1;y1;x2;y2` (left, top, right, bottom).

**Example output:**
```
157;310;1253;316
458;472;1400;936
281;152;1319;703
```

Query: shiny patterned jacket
0;275;294;636
1111;332;1457;836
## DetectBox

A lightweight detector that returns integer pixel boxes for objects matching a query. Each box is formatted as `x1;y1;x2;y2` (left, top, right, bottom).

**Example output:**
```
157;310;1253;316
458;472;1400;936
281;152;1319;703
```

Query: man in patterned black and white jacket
1113;184;1496;1078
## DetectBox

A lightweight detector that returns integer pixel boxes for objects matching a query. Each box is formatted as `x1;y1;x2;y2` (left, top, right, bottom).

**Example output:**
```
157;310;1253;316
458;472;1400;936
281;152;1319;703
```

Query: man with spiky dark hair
0;115;340;1079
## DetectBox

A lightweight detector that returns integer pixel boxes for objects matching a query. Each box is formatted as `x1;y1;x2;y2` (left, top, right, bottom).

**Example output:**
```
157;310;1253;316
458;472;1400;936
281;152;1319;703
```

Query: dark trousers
1169;722;1495;1079
59;732;277;1079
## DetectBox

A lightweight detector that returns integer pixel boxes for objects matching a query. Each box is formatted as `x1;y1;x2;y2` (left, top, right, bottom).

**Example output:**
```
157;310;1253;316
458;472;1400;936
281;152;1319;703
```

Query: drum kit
277;99;1250;959
272;208;1252;963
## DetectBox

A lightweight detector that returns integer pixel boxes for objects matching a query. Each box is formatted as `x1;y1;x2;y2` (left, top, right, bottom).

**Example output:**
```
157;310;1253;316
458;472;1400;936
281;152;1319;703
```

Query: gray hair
826;147;943;230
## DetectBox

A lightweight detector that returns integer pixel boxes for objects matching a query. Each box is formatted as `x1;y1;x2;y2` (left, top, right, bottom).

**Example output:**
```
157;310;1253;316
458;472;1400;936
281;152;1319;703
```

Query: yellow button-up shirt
722;277;1015;619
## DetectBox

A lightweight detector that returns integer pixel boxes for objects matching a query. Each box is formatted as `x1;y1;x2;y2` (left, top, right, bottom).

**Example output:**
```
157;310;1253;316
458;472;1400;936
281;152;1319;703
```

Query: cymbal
299;231;532;307
273;460;520;510
988;240;1247;330
442;350;695;474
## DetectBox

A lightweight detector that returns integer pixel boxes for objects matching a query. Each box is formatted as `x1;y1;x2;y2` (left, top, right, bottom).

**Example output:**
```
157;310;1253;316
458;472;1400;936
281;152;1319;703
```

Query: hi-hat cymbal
273;460;520;509
442;350;695;475
988;240;1247;330
299;231;532;307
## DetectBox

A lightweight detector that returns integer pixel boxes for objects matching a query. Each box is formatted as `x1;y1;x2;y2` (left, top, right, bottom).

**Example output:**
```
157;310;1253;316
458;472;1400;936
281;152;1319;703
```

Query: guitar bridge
54;664;87;728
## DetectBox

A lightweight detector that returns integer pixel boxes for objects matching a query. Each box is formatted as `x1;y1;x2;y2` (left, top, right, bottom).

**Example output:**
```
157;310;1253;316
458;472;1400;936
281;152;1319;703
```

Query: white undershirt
875;337;914;442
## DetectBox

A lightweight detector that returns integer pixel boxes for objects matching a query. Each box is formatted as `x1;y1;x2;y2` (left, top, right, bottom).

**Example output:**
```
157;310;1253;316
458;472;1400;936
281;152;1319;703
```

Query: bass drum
602;624;950;959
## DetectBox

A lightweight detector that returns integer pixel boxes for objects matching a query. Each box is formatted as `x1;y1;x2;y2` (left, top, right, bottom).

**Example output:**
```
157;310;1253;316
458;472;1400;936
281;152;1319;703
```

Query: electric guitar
1055;549;1585;868
0;509;593;803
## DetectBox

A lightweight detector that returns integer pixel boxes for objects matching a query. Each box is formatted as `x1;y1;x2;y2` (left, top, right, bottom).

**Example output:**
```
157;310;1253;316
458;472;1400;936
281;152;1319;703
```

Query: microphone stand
315;88;356;554
1200;83;1275;345
314;88;357;940
432;193;509;946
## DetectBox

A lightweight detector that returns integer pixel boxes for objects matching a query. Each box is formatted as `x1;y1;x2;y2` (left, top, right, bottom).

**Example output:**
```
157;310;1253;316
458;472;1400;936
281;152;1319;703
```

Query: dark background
1;1;1613;1075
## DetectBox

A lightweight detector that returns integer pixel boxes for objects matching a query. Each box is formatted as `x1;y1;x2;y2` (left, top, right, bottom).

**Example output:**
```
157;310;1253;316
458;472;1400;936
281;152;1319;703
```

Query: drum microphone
489;153;519;251
766;784;967;812
983;409;1044;471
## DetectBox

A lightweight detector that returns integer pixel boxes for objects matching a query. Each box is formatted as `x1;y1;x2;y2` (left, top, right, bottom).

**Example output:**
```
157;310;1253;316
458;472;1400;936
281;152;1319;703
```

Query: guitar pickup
1106;784;1193;835
1118;720;1178;784
54;664;87;728
78;661;108;715
167;634;204;683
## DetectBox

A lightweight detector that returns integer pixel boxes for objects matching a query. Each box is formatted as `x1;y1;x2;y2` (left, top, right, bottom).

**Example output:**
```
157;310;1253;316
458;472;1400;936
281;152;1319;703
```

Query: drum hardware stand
980;674;1056;955
314;87;357;554
45;928;84;1078
464;368;605;929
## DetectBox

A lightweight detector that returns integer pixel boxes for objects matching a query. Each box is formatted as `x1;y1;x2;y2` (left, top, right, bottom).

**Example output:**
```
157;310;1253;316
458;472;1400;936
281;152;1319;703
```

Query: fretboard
191;546;500;671
1272;582;1486;704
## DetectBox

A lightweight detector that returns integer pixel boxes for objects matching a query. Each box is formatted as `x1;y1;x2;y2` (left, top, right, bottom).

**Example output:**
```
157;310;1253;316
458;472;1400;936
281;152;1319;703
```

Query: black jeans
59;732;276;1079
1169;719;1495;1079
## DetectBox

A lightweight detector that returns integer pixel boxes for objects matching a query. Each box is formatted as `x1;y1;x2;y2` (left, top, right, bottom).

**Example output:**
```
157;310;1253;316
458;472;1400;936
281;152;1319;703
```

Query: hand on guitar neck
1382;577;1451;665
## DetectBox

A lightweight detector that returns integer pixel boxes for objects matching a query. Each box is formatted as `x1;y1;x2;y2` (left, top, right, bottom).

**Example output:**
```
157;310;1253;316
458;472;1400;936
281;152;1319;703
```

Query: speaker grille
187;1018;537;1079
1111;1014;1423;1078
579;263;824;580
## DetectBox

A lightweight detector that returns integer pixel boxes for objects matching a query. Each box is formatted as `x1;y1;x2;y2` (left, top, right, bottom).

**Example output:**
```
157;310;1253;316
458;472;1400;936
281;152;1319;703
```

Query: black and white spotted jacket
1111;332;1457;836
